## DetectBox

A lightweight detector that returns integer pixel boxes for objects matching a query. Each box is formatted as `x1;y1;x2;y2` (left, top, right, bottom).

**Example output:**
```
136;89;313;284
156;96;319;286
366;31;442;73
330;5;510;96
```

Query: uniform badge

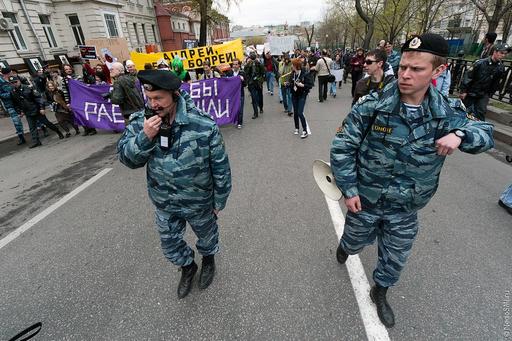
409;37;421;49
336;120;346;135
372;124;393;134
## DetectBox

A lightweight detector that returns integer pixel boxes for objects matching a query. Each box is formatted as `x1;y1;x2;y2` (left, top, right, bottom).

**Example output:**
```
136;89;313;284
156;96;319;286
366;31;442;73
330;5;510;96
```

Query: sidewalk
0;110;57;143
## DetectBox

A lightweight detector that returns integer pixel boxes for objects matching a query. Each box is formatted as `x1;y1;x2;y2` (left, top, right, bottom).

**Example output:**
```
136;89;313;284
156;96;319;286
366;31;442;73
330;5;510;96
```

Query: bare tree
469;0;512;33
304;24;315;47
502;11;512;42
376;0;417;42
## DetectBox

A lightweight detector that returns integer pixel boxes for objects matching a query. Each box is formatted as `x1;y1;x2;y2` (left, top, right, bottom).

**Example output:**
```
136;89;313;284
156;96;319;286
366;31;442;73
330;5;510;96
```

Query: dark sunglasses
364;59;379;65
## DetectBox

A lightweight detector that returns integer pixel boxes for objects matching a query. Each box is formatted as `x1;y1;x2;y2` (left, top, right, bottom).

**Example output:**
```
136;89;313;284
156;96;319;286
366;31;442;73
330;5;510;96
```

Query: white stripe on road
324;196;391;341
0;168;113;251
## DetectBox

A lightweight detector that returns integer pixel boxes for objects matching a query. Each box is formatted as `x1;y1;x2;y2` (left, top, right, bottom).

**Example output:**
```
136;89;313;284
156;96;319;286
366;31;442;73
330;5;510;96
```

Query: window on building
133;23;140;45
68;14;85;45
104;13;120;37
1;12;27;50
39;15;58;48
141;23;147;43
151;24;157;42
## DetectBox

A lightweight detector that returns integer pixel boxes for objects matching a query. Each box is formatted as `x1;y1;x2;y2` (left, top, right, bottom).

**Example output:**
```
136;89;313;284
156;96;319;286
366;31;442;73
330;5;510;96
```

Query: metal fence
447;57;512;104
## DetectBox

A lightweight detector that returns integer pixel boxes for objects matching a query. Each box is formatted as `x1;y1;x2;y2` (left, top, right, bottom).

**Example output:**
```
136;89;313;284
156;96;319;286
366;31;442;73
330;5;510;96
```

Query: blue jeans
265;71;275;93
330;82;337;96
237;90;245;125
500;184;512;207
291;95;307;131
281;85;292;112
278;86;283;101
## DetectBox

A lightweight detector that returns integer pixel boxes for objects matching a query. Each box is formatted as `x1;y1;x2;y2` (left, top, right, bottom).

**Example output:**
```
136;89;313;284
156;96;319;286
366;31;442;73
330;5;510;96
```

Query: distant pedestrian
46;80;79;137
10;76;64;148
287;58;314;139
312;49;333;103
0;67;25;145
245;52;265;119
459;43;509;120
350;48;365;97
480;32;497;59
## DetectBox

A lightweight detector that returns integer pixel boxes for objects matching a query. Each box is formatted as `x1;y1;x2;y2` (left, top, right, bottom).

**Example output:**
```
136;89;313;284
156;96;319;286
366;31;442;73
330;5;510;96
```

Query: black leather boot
198;255;215;289
370;285;395;328
29;141;42;149
177;261;198;299
336;243;348;264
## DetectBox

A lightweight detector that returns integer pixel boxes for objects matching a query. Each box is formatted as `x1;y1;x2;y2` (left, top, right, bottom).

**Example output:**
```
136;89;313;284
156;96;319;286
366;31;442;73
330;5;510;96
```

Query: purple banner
69;76;241;130
180;77;241;126
69;79;125;131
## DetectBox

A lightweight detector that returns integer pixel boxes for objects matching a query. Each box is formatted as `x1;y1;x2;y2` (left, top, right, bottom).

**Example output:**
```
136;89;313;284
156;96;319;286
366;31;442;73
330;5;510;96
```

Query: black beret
1;67;11;75
401;33;449;57
494;43;511;52
137;69;181;91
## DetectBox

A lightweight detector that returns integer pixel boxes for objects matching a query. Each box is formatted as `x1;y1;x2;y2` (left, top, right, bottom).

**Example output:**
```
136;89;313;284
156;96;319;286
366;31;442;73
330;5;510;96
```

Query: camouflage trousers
154;208;219;267
339;204;419;287
8;108;24;136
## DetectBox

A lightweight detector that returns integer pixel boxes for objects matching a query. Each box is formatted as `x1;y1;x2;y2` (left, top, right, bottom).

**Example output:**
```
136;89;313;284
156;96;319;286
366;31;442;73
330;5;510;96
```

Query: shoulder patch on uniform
335;119;346;135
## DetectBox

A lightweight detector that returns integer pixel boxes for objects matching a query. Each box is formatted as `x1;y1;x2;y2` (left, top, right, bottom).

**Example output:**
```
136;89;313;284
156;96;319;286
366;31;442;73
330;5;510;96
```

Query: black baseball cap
401;33;449;57
137;70;181;91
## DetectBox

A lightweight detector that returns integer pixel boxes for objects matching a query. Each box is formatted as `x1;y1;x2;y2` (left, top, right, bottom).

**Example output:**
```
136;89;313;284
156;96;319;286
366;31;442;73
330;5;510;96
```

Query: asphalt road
0;82;511;340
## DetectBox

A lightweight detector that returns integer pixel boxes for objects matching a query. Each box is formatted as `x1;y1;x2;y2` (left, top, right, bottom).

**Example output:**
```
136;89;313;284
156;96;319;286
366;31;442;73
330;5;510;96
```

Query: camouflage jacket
117;91;232;214
0;77;15;111
330;81;494;212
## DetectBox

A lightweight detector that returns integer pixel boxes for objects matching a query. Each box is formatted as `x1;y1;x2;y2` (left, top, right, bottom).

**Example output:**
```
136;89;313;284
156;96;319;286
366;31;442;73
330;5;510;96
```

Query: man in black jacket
459;43;509;120
245;53;265;119
228;58;246;128
10;76;64;148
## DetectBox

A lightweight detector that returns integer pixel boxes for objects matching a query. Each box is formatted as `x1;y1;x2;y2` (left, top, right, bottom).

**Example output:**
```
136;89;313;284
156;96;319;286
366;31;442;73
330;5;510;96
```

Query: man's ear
432;64;447;80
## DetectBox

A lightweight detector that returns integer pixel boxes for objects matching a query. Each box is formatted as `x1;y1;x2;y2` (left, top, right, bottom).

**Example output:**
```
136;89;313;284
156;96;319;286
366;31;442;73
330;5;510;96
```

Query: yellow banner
130;39;244;70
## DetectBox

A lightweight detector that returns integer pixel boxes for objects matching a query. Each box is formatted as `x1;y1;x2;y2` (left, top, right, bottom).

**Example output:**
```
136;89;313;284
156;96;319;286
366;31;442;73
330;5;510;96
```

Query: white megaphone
313;159;342;201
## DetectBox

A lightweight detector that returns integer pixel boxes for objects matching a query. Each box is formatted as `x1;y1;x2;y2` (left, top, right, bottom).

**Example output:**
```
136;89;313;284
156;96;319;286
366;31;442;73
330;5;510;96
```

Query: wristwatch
453;129;466;141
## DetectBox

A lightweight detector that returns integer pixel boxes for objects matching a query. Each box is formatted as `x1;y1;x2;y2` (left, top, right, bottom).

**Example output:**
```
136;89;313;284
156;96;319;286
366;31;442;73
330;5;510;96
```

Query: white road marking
0;168;113;251
324;196;391;341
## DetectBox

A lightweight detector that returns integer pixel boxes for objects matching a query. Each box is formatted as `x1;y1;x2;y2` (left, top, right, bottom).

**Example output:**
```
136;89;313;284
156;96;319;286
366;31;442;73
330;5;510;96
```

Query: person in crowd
60;64;93;136
245;52;265;119
350;48;365;97
157;59;170;71
278;55;293;116
287;58;314;139
95;71;108;85
263;51;278;96
229;58;246;128
434;66;451;96
144;63;154;70
329;53;342;98
94;63;111;84
385;42;400;76
32;69;48;102
199;60;220;80
125;60;138;76
312;49;333;103
46;80;79;137
0;67;25;145
480;32;497;59
117;70;232;299
459;43;509;121
171;57;191;83
10;75;64;147
352;49;395;105
109;62;145;124
331;33;494;328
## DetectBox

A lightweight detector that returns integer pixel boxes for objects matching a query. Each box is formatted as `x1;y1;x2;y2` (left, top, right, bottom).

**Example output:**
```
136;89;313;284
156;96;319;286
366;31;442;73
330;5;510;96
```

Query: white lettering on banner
190;82;201;99
195;99;230;118
83;102;124;123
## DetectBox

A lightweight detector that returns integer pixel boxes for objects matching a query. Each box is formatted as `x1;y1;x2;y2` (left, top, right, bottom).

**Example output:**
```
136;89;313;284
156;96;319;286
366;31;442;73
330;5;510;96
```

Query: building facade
0;0;160;73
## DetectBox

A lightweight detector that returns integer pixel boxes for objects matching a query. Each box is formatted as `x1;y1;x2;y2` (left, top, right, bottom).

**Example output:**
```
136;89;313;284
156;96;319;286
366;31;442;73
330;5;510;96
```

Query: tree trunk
502;12;512;42
355;0;374;50
199;0;208;46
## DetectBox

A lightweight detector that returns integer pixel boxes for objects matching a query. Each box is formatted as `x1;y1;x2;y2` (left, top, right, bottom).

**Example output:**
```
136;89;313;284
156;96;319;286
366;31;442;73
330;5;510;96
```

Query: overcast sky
220;0;327;27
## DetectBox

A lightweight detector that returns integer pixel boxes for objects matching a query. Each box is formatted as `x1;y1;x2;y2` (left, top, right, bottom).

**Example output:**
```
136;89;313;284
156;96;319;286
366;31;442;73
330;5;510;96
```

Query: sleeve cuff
136;131;155;150
342;186;359;198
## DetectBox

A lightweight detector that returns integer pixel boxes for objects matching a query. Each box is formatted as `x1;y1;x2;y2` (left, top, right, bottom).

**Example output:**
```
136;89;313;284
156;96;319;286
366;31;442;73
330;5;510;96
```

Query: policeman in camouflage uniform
117;70;232;299
330;33;494;328
0;67;25;145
